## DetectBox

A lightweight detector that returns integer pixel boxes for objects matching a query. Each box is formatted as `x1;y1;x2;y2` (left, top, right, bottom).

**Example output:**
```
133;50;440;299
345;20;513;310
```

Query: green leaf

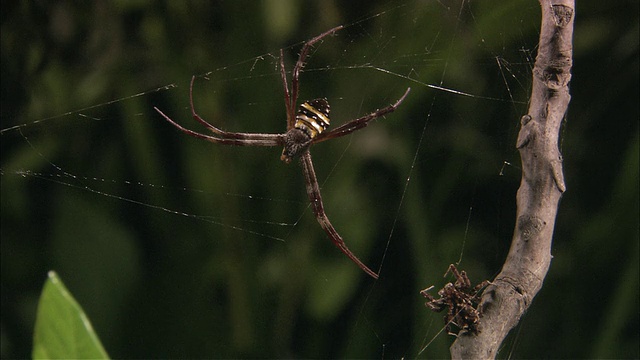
32;271;110;359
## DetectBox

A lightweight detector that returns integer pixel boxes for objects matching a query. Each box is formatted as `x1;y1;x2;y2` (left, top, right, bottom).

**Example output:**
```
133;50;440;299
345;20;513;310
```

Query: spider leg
154;107;283;146
280;49;295;130
299;151;379;279
289;25;344;126
188;76;281;142
153;76;284;146
313;87;411;143
445;264;460;278
472;280;491;296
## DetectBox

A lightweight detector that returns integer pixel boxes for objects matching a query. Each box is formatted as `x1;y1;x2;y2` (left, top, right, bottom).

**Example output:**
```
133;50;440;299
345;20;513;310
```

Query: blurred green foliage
1;1;638;358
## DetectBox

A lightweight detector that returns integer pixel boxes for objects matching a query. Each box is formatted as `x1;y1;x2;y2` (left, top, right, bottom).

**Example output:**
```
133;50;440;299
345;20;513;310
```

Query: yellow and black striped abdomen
295;98;330;139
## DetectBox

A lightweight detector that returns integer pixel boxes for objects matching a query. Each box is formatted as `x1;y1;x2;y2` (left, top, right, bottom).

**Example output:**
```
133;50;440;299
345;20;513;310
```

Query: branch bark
450;1;574;358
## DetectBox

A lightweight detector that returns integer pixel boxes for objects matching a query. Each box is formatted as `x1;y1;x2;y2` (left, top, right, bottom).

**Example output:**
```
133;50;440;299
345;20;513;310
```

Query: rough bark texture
450;1;574;358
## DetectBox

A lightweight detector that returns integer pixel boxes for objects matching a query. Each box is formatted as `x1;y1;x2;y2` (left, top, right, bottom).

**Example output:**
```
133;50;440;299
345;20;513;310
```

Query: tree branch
450;0;574;358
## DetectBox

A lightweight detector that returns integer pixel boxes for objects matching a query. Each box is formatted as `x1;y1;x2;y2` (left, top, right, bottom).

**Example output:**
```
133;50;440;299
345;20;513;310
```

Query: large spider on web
154;25;410;279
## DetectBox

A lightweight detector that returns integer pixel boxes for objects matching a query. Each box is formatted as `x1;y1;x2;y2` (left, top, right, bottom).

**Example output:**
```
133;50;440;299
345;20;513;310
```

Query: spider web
1;1;540;358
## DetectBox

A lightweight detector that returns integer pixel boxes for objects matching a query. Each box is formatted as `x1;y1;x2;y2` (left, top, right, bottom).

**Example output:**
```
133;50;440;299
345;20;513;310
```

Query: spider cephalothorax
154;25;410;279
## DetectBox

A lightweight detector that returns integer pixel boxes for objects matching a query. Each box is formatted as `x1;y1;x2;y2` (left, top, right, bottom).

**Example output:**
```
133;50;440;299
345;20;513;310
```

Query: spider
154;25;410;279
420;264;490;335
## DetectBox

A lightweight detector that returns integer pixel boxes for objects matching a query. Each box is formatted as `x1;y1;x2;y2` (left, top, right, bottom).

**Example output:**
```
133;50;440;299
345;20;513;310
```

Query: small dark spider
420;264;490;335
154;26;410;279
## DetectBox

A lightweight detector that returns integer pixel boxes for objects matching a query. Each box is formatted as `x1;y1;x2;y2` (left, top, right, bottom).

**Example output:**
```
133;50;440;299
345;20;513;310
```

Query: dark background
1;1;638;358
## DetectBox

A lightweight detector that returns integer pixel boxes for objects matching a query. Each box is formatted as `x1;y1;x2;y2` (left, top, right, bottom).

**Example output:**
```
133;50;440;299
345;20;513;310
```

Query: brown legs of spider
154;24;402;280
300;151;379;279
313;87;410;144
